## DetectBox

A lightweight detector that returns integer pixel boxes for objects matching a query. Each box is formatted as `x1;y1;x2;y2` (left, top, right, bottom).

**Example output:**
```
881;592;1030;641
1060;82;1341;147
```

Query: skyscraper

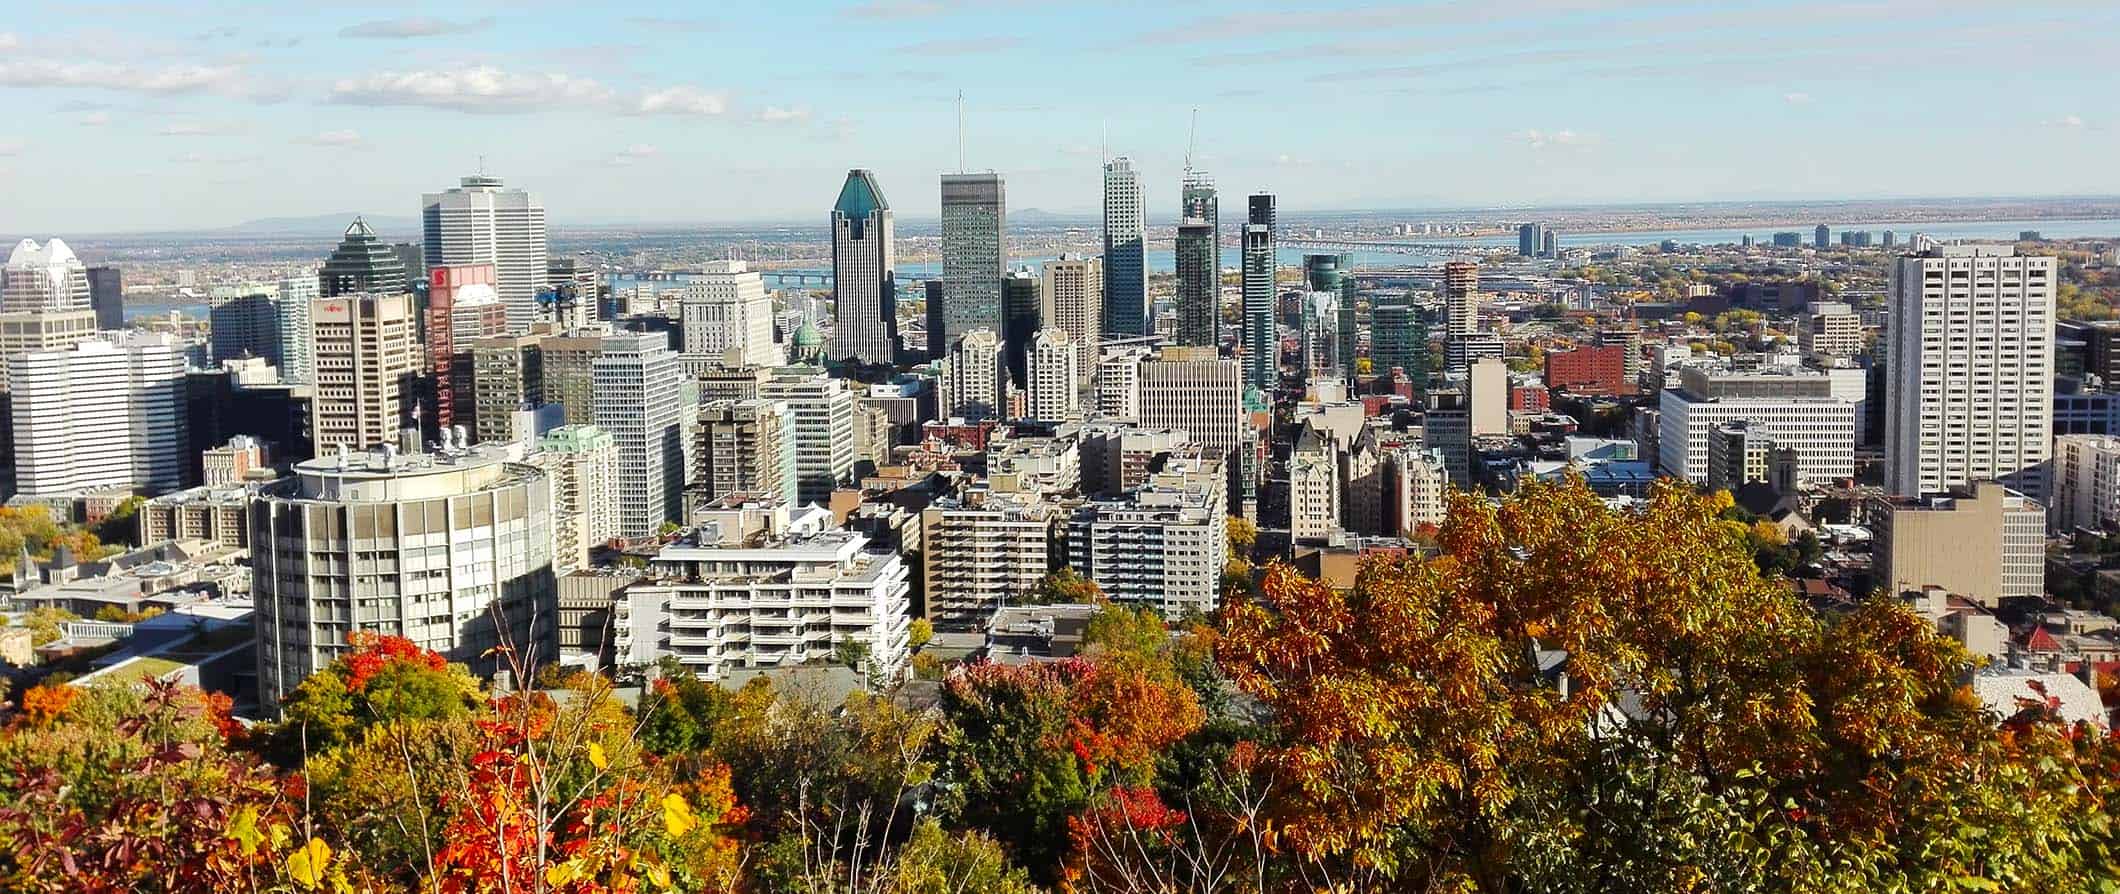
679;261;779;367
320;218;409;298
1139;345;1244;465
1040;254;1101;388
208;292;281;366
1885;244;2055;500
938;172;1006;355
2;238;91;312
10;333;187;496
1518;224;1545;257
757;368;857;506
531;424;618;575
425;264;500;434
1001;268;1042;387
829;169;897;364
1101;157;1146;337
1241;194;1277;391
1180;171;1218;238
276;274;319;384
592;332;685;538
422;174;549;332
1370;293;1429;383
695;399;797;505
1814;224;1831;249
1175;219;1218;347
86;266;123;330
310;292;420;452
1443;261;1480;336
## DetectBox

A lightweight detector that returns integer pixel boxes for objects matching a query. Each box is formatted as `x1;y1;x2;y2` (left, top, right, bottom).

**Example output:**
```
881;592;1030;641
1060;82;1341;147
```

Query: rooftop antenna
478;154;485;176
1101;122;1108;165
955;90;965;174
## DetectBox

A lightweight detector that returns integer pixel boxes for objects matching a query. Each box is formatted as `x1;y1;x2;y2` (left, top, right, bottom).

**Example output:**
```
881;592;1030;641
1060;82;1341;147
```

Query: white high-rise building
939;328;1006;421
680;261;780;367
592;333;685;539
1068;453;1227;617
1097;347;1147;421
2;238;91;313
275;274;320;384
1656;366;1855;488
533;424;619;574
922;488;1058;629
1885;245;2055;500
1025;328;1080;423
758;368;856;506
11;333;188;496
422;175;549;332
1041;254;1102;387
2052;434;2120;533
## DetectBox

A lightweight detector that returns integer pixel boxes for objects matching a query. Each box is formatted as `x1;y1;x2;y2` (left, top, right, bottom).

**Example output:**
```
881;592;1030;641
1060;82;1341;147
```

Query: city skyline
2;1;2118;232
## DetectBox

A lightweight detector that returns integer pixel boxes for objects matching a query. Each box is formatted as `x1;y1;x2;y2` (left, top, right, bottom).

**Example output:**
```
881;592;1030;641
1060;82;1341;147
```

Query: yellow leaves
286;837;331;890
225;805;263;857
545;857;588;887
662;792;698;838
586;741;608;771
643;858;673;890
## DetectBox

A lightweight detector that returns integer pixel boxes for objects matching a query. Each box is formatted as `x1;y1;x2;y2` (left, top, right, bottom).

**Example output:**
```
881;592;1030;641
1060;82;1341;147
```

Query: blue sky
2;0;2117;232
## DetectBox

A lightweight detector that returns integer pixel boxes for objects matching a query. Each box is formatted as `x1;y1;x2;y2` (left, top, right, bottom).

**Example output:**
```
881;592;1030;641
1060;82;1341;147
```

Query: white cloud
2051;113;2086;128
298;129;365;147
0;58;250;95
1519;128;1595;149
0;32;18;51
631;85;727;116
78;111;110;127
753;105;810;123
159;121;244;137
1783;91;1812;104
331;66;616;112
340;17;497;39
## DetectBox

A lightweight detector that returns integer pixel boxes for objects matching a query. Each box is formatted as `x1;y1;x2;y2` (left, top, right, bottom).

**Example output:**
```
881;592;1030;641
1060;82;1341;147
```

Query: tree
1032;567;1104;605
272;632;479;757
18;606;74;647
1226;517;1258;564
907;617;934;651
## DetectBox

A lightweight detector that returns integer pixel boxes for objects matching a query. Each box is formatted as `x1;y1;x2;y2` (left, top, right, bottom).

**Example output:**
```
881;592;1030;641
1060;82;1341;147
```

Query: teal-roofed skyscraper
829;169;897;364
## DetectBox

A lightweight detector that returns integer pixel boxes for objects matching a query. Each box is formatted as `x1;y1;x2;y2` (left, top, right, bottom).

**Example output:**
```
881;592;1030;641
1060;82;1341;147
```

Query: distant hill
215;213;420;238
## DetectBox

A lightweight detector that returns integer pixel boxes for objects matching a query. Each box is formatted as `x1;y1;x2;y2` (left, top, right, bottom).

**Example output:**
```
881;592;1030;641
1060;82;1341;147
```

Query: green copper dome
793;320;825;347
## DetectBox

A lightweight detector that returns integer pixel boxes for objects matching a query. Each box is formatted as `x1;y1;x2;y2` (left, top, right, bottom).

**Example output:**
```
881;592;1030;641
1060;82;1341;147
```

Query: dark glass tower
1241;194;1277;391
1101;157;1145;337
320;217;410;298
1175;220;1218;347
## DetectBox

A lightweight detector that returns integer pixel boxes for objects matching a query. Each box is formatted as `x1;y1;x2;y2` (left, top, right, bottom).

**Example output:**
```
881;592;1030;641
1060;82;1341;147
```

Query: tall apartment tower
1138;345;1244;463
680;260;779;367
938;172;1006;355
276;274;320;384
829;169;897;364
11;333;187;496
1443;261;1480;336
311;293;420;452
1041;254;1101;387
85;266;124;330
2;238;91;313
533;424;619;575
422;174;549;332
940;327;1007;421
695;399;797;505
1241;194;1277;392
591;332;685;539
1175;219;1218;347
1026;328;1080;422
319;218;409;298
1101;156;1146;337
1886;245;2055;500
758;369;857;506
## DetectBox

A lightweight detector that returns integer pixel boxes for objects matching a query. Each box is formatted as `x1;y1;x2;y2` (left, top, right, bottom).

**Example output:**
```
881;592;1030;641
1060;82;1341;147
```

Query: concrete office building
1468;356;1509;436
939;327;1007;422
422;174;549;331
2053;433;2120;533
532;424;619;575
757;368;857;506
1241;194;1276;391
311;292;420;453
680;261;780;367
695;399;797;505
829;169;898;364
250;444;557;708
938;172;1006;353
592;333;685;538
1138;346;1244;462
1025;328;1080;423
1289;425;1340;542
1868;482;2044;607
1885;245;2055;500
1102;156;1147;337
1656;366;1855;487
545;258;600;330
469;331;549;445
539;328;614;426
615;505;912;680
2;238;91;312
1068;454;1228;616
1802;301;1864;359
11;333;188;496
0;308;97;392
1097;347;1147;421
1041;254;1101;388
